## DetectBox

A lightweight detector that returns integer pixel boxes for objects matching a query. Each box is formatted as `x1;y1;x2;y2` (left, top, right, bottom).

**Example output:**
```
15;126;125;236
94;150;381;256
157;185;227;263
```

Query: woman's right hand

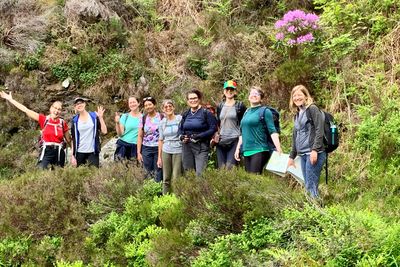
0;91;12;100
287;158;295;168
234;147;241;161
71;155;77;167
157;157;162;168
114;112;121;123
137;152;143;163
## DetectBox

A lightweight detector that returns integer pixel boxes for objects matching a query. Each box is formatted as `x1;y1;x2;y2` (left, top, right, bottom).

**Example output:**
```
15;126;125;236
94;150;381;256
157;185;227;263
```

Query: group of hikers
0;82;328;198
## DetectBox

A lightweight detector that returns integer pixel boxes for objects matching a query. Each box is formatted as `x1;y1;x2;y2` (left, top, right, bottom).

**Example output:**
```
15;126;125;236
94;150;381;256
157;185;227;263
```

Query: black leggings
244;151;271;174
76;152;100;168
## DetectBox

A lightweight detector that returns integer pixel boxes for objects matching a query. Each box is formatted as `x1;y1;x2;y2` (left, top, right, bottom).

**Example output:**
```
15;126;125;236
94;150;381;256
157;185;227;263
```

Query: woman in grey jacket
287;85;326;198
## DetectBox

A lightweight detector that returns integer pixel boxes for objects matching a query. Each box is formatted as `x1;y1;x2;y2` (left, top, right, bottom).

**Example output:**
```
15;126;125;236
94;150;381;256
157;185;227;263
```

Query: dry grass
157;0;203;28
64;0;116;24
374;23;400;85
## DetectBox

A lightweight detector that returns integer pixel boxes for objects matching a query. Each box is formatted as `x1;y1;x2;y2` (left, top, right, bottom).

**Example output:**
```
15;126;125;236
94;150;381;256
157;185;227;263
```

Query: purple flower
274;10;320;47
276;32;285;40
287;39;296;45
296;33;314;44
287;25;297;33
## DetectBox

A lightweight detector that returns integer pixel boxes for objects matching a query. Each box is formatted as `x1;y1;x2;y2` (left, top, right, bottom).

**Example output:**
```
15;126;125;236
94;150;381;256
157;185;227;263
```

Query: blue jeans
216;139;238;169
142;145;162;182
300;152;326;198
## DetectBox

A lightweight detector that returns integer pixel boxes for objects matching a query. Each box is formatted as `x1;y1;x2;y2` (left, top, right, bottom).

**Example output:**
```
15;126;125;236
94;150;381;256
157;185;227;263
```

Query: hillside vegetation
0;0;399;266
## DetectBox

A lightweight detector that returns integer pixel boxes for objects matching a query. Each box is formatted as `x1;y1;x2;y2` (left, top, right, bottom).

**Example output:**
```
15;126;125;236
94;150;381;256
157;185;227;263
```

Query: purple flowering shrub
275;10;320;46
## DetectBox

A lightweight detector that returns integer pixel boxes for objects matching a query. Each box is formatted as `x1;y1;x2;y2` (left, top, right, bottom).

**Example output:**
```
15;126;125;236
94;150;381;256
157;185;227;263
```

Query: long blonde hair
289;85;314;113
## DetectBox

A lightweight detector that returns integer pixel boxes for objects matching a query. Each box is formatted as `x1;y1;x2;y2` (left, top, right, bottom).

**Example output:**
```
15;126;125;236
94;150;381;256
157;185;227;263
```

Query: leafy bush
187;56;208;80
173;168;303;243
84;181;179;265
191;217;282;266
355;99;400;164
274;59;314;86
0;237;31;266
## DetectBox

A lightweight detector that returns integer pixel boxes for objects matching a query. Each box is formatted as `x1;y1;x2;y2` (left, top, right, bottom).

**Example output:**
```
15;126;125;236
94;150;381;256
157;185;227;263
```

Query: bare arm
64;131;72;147
157;139;163;168
115;112;125;136
137;128;143;162
270;133;282;153
234;135;243;161
96;106;107;134
1;91;39;121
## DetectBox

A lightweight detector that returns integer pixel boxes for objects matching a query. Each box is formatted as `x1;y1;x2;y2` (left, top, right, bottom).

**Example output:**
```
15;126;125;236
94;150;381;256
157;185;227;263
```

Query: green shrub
191;217;282;267
173;168;303;243
355;99;400;164
0;130;38;179
0;236;31;266
56;260;85;267
274;59;314;87
187;56;208;80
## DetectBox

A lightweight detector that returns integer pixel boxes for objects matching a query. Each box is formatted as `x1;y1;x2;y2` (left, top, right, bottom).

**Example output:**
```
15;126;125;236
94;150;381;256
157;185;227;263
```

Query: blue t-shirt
159;115;182;154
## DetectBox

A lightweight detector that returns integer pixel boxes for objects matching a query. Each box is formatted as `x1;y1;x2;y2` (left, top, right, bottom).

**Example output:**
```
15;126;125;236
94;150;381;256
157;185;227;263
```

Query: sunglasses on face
250;92;261;97
144;96;156;101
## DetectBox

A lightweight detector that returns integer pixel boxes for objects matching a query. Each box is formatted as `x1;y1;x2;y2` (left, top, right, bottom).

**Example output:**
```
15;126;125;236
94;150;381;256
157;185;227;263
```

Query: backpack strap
258;106;268;130
123;113;129;125
142;112;163;131
235;101;245;124
142;114;148;130
203;107;209;126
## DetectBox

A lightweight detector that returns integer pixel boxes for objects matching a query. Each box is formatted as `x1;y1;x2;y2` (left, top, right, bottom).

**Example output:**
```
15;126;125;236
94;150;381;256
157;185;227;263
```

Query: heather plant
274;9;320;58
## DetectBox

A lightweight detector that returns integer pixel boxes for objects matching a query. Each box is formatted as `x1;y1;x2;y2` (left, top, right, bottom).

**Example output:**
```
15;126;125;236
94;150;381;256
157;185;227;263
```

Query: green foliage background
0;0;399;265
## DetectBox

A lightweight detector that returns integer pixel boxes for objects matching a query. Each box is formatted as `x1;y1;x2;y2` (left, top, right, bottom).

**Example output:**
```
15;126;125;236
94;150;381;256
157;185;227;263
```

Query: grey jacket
289;104;325;159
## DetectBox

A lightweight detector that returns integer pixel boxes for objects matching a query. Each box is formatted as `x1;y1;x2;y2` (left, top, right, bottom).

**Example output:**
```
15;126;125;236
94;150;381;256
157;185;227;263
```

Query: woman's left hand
96;106;105;118
157;158;162;168
310;150;318;165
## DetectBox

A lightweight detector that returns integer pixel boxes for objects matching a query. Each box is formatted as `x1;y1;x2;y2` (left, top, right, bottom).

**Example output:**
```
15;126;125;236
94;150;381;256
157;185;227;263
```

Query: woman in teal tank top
114;96;142;161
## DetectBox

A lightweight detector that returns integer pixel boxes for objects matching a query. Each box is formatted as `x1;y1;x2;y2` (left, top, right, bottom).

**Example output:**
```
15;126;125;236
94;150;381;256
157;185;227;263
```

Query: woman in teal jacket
234;86;282;174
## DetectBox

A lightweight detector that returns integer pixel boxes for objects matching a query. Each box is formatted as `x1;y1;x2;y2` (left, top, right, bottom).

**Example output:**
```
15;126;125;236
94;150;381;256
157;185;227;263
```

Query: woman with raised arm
114;96;142;161
287;85;326;198
0;91;70;169
157;99;182;194
70;97;107;168
234;86;282;174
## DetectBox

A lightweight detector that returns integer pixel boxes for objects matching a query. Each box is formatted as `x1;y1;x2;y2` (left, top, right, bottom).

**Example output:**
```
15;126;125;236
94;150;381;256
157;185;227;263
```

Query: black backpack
261;106;280;150
216;101;246;125
305;105;339;154
306;105;339;184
